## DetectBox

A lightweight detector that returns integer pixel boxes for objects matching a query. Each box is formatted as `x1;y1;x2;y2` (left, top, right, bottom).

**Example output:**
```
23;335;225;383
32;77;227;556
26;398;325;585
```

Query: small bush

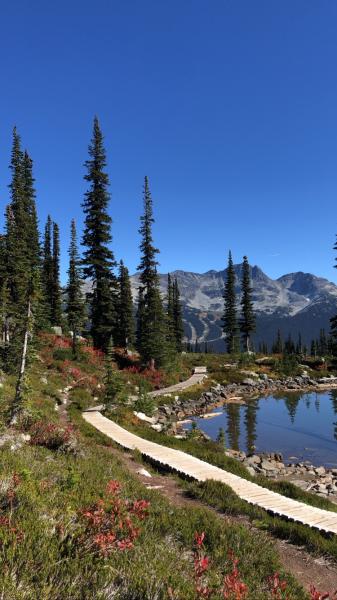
134;382;155;416
70;388;93;411
275;354;301;377
29;421;75;451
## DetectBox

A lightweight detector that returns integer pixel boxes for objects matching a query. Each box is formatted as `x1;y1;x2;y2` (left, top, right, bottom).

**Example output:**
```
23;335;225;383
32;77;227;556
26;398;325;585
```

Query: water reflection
193;390;337;467
225;403;240;451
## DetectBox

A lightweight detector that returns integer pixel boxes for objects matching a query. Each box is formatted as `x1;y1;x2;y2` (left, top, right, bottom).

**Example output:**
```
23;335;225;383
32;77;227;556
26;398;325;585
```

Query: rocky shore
154;374;337;427
225;448;337;501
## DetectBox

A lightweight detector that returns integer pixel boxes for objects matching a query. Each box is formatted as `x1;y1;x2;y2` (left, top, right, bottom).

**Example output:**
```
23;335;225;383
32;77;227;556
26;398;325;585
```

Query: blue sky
1;0;337;283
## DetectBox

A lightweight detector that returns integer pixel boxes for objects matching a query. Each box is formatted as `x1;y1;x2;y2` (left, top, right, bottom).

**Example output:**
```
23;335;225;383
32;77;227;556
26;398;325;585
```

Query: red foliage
29;421;74;450
81;344;104;365
309;587;337;600
267;572;288;599
222;551;248;599
80;479;150;557
124;366;165;389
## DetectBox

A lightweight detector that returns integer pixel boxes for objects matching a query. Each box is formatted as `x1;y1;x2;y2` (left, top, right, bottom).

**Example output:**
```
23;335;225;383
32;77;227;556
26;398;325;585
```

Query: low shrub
69;388;93;411
29;420;75;451
79;479;150;556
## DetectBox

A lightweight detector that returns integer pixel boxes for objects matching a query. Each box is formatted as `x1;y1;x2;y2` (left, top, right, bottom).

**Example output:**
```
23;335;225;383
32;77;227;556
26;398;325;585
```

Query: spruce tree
22;151;40;271
165;273;177;355
82;117;117;351
173;277;184;352
116;260;134;350
66;219;85;357
222;251;239;354
5;129;38;372
42;215;53;322
5;129;41;417
239;256;255;352
51;222;62;326
136;176;168;368
272;329;283;354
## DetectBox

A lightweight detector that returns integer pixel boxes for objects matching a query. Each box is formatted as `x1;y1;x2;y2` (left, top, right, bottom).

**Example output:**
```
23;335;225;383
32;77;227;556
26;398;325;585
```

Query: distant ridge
130;266;337;349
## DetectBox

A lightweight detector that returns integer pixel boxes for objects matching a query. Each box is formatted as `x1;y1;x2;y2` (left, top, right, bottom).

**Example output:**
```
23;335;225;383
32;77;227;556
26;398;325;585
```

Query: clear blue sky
1;0;337;284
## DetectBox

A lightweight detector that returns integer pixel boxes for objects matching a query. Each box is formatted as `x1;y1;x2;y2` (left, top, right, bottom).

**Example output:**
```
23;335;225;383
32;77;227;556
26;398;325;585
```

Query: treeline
0;118;184;419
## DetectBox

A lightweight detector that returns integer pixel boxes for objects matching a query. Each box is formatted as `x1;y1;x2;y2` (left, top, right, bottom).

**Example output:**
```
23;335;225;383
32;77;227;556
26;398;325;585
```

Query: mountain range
130;266;337;351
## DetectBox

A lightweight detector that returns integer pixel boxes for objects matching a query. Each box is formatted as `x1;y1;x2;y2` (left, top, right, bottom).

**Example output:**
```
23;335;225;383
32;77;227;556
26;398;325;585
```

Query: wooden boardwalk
83;410;337;535
149;367;207;398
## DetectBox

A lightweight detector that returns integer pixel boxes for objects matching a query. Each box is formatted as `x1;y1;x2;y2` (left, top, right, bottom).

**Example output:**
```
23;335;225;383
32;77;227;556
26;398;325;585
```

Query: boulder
242;378;256;386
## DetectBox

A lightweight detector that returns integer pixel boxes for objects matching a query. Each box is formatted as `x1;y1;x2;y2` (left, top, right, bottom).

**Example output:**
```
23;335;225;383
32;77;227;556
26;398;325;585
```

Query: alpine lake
189;390;337;468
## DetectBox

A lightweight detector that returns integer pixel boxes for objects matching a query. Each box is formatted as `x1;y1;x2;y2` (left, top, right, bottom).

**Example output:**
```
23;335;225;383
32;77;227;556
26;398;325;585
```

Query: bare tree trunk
11;300;31;424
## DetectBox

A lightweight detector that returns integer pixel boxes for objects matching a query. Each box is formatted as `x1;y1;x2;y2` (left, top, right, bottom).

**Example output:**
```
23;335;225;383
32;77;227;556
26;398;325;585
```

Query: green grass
185;479;337;561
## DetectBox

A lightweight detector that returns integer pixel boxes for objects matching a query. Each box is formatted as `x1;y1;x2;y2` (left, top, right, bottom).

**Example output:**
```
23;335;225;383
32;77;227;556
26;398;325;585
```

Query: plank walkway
149;367;208;398
83;410;337;535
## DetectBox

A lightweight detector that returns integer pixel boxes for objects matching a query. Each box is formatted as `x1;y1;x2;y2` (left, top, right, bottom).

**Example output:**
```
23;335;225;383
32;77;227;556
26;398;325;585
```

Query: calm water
191;390;337;468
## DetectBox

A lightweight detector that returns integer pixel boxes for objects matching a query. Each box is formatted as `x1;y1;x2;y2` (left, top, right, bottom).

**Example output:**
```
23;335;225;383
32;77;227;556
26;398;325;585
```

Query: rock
261;460;278;472
136;468;152;478
40;376;48;385
245;454;261;465
315;466;326;476
151;423;163;432
255;357;274;365
240;371;259;378
242;378;256;386
51;326;62;336
246;466;256;477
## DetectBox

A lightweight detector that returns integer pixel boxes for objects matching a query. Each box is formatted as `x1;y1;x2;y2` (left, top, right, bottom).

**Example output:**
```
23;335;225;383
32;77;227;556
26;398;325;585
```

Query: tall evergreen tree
42;215;53;322
166;273;176;349
51;222;62;325
222;250;239;353
82;117;117;351
239;256;255;352
272;329;283;354
22;151;40;270
5;129;40;372
136;176;168;368
173;277;184;352
5;129;41;417
116;260;134;350
66;220;85;357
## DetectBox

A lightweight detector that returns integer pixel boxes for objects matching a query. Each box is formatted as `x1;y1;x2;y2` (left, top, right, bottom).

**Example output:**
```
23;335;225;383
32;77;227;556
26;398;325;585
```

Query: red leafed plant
80;480;150;556
193;531;212;599
267;572;288;599
309;587;337;600
222;550;248;600
29;421;74;450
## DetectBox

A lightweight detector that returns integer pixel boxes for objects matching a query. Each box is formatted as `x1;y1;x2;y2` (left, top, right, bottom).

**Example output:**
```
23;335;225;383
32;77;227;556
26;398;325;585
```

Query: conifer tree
22;151;40;271
66;220;85;357
42;215;53;322
5;129;39;371
173;277;184;352
239;256;255;352
272;329;283;354
137;177;168;368
82;117;117;351
166;273;176;352
222;251;239;354
116;260;134;350
5;129;41;417
50;222;62;325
